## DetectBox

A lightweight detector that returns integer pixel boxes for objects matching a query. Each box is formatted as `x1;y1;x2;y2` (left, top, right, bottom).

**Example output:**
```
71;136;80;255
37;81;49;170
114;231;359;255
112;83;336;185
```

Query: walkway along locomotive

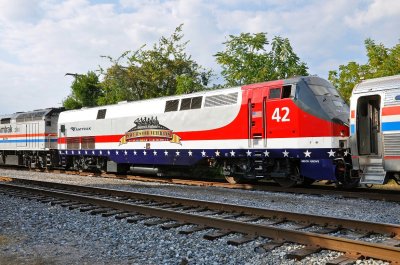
1;75;399;187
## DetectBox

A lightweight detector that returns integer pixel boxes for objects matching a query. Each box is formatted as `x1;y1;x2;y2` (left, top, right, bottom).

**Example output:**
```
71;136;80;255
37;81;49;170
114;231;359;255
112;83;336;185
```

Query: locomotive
1;75;399;187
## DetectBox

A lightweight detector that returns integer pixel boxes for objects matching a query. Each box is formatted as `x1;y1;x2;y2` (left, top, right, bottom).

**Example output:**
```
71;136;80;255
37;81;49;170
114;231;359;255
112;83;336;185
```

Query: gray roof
353;75;400;94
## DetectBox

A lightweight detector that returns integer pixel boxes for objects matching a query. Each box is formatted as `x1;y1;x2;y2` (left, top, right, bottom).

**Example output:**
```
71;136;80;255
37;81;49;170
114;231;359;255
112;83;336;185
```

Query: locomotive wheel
224;175;243;184
273;178;297;188
273;166;302;188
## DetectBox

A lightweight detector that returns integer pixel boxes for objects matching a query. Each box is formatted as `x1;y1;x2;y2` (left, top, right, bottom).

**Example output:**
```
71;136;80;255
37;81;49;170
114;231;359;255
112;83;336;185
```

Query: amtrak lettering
70;127;92;131
119;116;181;145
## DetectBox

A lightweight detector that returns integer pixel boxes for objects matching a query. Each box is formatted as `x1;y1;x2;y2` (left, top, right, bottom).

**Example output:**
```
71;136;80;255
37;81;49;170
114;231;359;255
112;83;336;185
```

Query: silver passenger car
349;75;400;184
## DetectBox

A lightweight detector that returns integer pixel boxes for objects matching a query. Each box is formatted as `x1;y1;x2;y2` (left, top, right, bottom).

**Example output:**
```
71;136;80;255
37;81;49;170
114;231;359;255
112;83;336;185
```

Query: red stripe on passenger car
382;106;400;116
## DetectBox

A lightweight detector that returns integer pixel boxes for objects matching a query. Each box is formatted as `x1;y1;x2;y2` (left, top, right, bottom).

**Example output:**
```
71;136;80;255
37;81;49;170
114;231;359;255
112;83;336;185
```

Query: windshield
295;77;349;125
309;84;340;97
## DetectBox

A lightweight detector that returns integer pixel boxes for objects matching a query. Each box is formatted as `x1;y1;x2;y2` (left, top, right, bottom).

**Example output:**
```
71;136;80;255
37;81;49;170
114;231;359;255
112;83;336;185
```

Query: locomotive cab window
165;99;179;112
269;88;281;99
96;109;107;119
282;85;292;98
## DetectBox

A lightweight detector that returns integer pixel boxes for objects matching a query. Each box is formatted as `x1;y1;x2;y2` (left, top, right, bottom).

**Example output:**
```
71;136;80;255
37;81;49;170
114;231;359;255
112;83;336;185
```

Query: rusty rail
1;179;400;263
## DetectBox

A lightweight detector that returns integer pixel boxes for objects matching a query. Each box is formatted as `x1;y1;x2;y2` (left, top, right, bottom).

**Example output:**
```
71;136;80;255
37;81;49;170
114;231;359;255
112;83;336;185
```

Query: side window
165;99;179;112
96;109;106;119
180;97;203;110
269;88;281;99
1;118;10;124
180;98;191;110
46;121;52;126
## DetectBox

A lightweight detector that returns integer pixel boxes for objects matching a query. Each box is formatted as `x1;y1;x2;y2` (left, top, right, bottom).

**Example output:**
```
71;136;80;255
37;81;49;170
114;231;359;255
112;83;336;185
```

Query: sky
0;0;399;114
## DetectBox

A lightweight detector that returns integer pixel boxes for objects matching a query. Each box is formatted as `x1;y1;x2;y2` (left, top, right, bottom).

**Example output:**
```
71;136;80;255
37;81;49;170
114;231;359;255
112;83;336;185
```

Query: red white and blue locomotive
1;75;399;187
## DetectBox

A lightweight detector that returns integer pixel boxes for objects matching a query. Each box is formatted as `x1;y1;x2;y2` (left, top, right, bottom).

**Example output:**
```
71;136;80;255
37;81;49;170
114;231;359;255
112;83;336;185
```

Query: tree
215;32;308;86
98;24;211;105
63;71;102;110
329;38;400;103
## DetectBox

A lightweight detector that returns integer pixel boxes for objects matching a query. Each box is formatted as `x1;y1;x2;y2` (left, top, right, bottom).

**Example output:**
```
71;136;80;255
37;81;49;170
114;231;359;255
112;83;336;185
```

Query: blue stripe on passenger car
382;121;400;131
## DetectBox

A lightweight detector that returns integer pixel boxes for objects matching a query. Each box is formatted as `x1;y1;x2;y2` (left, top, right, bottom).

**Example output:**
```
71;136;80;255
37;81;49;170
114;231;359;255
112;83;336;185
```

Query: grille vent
383;133;400;156
204;92;238;107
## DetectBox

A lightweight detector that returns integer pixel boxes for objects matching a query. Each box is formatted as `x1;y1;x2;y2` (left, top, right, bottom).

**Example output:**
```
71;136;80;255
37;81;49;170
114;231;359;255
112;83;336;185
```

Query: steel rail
8;178;400;237
0;182;399;263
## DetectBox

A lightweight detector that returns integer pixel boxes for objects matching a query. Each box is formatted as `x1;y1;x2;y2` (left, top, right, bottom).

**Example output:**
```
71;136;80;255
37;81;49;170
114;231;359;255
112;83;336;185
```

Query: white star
107;151;110;155
201;150;206;157
344;150;350;156
133;151;137;155
188;151;193;156
124;150;128;156
78;151;80;154
59;151;62;154
66;151;68;154
85;151;88;155
215;150;220;157
99;150;103;155
264;150;270;157
246;150;252;157
230;150;235;157
72;151;75;155
92;151;95;155
153;150;157;156
115;151;119;155
176;151;180;156
143;150;147;156
327;149;335;157
283;150;289;157
164;150;168;156
304;150;312;157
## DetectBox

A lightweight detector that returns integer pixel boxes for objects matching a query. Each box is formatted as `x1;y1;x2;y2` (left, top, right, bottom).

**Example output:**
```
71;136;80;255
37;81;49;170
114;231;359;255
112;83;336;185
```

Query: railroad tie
69;204;90;210
90;208;113;215
254;240;286;253
160;222;186;230
114;213;137;220
79;206;99;212
143;219;170;226
313;226;341;234
101;210;127;217
227;235;257;246
126;215;150;223
203;230;233;240
326;255;362;265
178;226;209;235
285;246;322;260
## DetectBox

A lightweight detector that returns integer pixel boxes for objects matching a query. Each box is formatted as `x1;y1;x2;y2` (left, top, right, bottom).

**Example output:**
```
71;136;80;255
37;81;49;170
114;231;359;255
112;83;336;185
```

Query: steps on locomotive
359;157;386;185
253;151;265;178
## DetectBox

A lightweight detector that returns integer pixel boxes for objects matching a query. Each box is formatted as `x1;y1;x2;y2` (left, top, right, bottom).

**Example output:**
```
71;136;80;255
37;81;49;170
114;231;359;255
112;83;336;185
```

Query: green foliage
215;32;308;86
329;38;400;103
63;71;101;110
98;24;211;105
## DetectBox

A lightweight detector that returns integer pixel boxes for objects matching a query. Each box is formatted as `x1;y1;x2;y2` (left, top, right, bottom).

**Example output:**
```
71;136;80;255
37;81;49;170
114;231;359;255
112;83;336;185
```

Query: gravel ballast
0;168;397;264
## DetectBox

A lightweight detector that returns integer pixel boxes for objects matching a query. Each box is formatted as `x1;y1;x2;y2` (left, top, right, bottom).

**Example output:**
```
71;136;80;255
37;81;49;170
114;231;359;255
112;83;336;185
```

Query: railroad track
1;177;399;264
2;165;400;203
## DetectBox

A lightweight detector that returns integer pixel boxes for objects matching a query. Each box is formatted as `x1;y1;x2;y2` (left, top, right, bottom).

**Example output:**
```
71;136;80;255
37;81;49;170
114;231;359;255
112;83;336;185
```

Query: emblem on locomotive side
119;116;181;145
